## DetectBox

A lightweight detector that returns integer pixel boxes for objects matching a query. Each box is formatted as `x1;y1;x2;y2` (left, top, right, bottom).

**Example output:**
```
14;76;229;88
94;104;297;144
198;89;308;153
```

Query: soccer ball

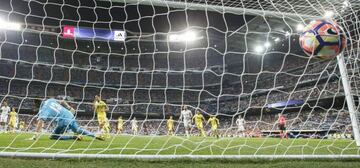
299;20;346;59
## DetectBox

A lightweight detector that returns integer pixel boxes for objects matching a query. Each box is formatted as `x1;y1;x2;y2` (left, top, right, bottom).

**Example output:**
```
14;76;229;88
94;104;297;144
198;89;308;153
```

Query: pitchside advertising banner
62;25;126;42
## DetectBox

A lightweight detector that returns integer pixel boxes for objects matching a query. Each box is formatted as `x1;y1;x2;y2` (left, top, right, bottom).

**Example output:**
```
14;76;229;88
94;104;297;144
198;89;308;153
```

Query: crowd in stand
13;108;352;139
0;37;357;139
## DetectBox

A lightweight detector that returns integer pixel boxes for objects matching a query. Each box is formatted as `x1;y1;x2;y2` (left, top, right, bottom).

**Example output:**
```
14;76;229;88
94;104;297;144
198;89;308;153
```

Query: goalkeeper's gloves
70;107;75;114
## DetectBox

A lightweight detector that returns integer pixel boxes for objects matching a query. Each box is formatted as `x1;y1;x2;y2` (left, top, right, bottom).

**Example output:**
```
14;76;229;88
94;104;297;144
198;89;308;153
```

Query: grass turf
0;133;359;155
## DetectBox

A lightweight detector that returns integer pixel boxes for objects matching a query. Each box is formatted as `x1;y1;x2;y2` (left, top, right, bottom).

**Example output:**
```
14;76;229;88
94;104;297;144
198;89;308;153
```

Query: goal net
0;0;359;159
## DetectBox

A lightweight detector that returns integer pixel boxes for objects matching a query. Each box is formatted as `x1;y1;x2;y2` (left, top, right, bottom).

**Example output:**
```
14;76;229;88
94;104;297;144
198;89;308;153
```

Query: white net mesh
0;0;359;158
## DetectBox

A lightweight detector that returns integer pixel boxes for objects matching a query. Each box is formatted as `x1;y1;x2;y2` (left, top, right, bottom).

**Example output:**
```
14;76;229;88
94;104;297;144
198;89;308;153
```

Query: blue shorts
50;121;95;140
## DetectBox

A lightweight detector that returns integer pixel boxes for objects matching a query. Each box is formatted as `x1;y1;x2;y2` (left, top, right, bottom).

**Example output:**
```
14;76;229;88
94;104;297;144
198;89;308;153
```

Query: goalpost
337;53;360;146
0;0;359;159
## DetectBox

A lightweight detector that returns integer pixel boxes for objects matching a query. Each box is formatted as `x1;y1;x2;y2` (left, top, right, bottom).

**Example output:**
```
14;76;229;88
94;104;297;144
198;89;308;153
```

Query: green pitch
2;158;360;168
0;133;358;155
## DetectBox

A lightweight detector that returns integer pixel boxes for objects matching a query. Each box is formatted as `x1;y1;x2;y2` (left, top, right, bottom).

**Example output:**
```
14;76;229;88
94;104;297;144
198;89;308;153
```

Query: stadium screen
62;25;126;42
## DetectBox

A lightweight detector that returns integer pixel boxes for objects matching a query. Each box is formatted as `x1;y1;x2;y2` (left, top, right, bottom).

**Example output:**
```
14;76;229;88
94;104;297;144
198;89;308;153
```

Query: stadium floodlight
0;19;21;31
324;10;334;18
264;42;271;48
285;31;291;36
274;37;280;42
168;30;200;42
254;45;264;53
2;0;360;161
296;24;304;32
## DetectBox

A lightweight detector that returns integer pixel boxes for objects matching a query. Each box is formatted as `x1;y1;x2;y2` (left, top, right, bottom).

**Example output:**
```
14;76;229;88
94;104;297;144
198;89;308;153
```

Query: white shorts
238;126;245;132
183;120;191;129
0;115;7;123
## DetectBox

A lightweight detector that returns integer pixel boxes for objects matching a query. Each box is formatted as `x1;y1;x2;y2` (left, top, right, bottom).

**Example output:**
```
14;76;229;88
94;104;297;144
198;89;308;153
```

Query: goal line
1;152;360;160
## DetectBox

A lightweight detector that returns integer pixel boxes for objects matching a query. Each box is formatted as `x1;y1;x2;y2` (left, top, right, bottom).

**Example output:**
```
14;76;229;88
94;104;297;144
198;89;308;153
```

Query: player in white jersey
0;101;11;132
236;116;245;137
179;106;192;137
131;117;138;135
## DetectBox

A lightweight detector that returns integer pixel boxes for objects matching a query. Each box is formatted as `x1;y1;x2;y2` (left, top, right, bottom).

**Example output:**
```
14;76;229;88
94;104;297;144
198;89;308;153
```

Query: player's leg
279;125;283;139
117;127;121;134
69;121;106;140
4;120;8;133
98;117;105;134
212;127;218;138
8;124;12;133
199;124;206;137
0;116;5;132
9;121;15;133
1;116;8;132
49;125;76;140
284;127;288;139
69;121;94;137
184;120;190;137
103;119;110;137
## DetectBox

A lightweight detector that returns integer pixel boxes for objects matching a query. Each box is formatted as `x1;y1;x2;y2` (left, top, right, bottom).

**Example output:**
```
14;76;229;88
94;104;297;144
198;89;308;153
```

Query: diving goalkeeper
30;98;104;141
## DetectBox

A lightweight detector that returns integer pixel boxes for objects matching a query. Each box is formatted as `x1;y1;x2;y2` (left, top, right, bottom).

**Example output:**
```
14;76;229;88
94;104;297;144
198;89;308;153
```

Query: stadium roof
105;0;359;19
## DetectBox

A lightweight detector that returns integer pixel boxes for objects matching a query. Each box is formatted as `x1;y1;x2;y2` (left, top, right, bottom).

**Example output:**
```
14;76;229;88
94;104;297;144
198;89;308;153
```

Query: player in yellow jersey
207;115;220;138
93;95;110;138
192;111;206;137
167;116;175;136
8;108;17;133
19;121;25;132
116;116;124;134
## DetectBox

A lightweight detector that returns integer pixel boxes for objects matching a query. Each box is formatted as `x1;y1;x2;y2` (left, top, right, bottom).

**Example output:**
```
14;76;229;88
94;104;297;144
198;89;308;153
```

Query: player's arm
58;100;75;113
216;118;220;125
92;99;97;111
104;102;109;112
179;112;183;121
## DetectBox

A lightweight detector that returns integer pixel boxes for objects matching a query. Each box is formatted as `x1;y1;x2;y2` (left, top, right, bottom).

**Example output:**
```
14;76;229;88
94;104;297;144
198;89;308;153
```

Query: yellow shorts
211;126;217;131
117;126;123;131
9;120;16;127
97;116;107;125
196;123;203;129
168;127;173;131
